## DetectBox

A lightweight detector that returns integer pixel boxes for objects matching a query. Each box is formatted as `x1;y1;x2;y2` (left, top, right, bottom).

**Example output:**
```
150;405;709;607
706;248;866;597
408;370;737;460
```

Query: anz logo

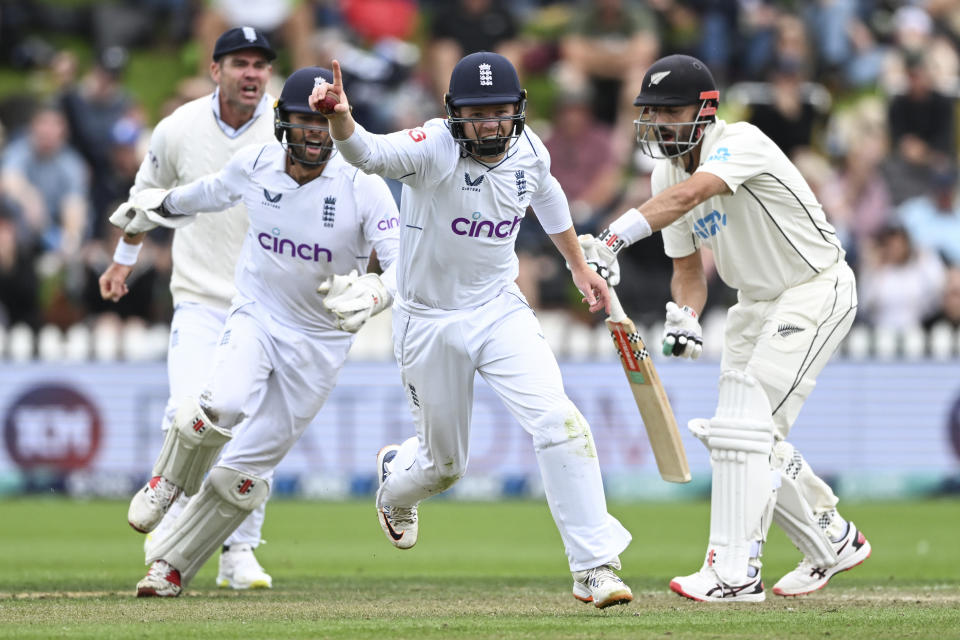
694;210;726;239
263;188;282;209
706;147;731;163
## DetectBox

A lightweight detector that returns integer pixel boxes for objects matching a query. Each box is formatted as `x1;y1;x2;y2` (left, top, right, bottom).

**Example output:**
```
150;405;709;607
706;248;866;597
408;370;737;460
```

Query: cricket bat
605;287;691;483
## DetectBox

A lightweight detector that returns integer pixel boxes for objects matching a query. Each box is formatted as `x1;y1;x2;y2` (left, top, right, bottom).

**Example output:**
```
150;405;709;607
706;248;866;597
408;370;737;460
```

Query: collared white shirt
211;89;272;139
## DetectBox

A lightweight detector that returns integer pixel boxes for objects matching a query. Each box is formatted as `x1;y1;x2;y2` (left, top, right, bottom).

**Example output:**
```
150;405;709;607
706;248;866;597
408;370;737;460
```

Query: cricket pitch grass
1;498;958;639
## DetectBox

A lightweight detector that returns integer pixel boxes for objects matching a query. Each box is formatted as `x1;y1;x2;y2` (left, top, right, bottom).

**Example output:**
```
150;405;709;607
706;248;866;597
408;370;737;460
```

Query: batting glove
575;232;621;286
322;272;393;333
662;301;703;359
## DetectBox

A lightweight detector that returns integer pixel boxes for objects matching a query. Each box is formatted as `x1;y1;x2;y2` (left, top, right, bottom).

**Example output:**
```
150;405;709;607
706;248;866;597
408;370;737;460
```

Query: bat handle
607;285;627;323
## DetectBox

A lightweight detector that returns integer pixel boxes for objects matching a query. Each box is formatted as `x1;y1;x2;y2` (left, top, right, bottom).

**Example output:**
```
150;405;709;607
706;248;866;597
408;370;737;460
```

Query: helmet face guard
634;90;718;159
274;108;336;166
444;93;527;159
274;66;338;166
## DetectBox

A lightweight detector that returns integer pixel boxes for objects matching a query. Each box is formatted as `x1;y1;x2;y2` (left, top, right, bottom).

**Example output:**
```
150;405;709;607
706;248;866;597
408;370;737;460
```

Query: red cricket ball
317;94;339;114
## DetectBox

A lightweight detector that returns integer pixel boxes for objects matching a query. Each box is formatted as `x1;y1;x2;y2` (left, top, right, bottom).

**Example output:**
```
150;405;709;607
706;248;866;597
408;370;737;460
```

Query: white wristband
608;207;652;245
113;239;143;266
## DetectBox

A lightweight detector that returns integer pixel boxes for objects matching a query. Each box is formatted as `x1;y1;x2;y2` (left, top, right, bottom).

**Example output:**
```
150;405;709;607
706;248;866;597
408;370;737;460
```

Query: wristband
113;238;142;266
608;207;652;245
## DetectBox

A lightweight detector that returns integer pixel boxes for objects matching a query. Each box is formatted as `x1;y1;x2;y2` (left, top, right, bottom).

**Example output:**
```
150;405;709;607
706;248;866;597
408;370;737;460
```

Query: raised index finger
332;59;343;90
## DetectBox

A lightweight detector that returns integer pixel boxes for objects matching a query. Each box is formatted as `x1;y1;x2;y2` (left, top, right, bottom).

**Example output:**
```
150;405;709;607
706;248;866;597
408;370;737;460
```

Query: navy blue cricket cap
213;26;276;62
446;51;523;107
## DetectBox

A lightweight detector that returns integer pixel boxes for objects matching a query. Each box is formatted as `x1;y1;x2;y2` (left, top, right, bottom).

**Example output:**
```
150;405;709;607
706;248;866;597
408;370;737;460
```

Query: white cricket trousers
162;303;264;547
205;300;353;482
380;284;631;572
722;260;858;514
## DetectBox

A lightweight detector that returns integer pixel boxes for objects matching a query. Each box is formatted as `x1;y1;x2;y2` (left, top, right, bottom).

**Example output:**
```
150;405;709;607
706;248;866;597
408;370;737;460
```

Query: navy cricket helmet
632;55;719;159
274;66;336;165
444;52;527;159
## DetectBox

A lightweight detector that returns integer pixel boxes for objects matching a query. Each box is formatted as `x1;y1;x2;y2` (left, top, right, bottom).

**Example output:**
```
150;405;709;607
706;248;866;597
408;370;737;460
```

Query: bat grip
607;286;627;323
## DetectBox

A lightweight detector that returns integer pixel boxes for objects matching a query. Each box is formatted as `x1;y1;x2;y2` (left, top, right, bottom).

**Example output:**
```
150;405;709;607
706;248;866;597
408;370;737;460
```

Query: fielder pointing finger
314;53;634;609
115;67;401;597
579;55;871;602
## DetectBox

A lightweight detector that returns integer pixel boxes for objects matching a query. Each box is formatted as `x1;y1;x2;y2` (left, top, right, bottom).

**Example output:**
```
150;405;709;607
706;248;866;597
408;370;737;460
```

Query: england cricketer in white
110;66;400;597
309;52;634;609
98;26;278;590
579;54;871;602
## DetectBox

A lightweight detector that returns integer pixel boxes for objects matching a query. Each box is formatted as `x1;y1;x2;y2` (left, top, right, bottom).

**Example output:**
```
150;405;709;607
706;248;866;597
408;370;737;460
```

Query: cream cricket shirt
131;93;276;310
659;119;845;301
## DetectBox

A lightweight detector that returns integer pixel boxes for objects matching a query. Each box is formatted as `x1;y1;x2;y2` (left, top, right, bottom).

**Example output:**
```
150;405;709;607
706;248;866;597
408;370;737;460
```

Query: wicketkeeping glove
662;301;703;359
108;188;194;235
317;269;359;299
322;272;393;333
574;233;621;286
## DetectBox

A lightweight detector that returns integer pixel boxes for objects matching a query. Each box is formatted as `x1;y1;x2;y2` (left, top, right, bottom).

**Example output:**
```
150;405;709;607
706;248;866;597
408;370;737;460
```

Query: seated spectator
883;52;956;204
898;165;960;267
748;56;822;158
542;85;622;232
195;0;315;73
923;267;960;330
859;223;946;330
0;105;89;257
559;0;658;128
426;0;523;101
55;47;134;232
0;201;40;328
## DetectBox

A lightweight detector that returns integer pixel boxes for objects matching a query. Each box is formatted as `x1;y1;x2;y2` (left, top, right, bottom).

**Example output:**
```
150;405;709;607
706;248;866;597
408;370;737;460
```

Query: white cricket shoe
136;560;182;597
773;522;872;597
670;565;765;602
572;562;633;608
129;475;182;533
376;444;418;549
217;543;273;590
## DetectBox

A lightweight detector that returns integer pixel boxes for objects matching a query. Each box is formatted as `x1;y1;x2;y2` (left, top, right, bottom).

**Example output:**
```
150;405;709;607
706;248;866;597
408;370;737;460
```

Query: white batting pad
153;399;232;496
147;466;269;585
772;440;839;567
706;371;776;585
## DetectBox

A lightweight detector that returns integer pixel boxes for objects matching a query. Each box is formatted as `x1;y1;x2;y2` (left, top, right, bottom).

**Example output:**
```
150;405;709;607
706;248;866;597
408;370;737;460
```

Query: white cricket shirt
336;119;573;310
659;119;845;301
131;93;275;310
165;144;400;332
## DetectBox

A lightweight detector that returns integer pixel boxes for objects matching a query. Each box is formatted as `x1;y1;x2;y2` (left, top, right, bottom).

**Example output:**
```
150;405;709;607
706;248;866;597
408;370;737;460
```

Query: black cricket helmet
632;54;719;159
274;66;336;165
444;51;527;159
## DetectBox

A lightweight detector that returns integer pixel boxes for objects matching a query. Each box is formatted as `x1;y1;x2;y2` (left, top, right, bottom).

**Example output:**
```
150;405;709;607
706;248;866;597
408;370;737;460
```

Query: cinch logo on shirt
258;228;332;262
451;211;522;238
377;216;399;231
706;147;731;163
694;210;726;239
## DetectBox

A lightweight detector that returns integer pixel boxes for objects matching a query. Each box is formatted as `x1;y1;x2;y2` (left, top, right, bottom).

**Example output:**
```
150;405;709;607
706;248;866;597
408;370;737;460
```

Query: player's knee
530;402;593;450
198;389;245;428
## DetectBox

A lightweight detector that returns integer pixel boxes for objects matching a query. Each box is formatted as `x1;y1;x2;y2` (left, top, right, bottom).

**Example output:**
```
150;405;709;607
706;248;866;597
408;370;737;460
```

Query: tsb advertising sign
3;385;102;471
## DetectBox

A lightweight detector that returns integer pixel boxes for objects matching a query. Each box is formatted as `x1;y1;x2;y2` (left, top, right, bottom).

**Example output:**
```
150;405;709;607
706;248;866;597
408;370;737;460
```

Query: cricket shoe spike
136;559;182;597
376;444;418;549
217;543;273;589
670;565;765;602
129;475;183;533
773;522;871;597
572;561;634;608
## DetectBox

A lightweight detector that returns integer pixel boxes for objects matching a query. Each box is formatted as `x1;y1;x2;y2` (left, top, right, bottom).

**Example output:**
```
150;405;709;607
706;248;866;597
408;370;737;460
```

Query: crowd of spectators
1;0;959;343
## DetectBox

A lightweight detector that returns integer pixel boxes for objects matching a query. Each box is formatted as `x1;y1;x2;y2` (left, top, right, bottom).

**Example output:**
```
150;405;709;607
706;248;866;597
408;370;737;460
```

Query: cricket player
98;27;278;590
309;52;635;609
110;66;400;597
579;54;872;602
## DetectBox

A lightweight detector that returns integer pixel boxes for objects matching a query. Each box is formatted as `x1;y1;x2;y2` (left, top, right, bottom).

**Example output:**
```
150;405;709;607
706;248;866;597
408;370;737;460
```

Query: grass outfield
0;499;958;639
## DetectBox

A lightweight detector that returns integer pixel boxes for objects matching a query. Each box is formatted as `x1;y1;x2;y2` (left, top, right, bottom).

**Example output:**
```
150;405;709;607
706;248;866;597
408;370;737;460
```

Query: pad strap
153;399;232;496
